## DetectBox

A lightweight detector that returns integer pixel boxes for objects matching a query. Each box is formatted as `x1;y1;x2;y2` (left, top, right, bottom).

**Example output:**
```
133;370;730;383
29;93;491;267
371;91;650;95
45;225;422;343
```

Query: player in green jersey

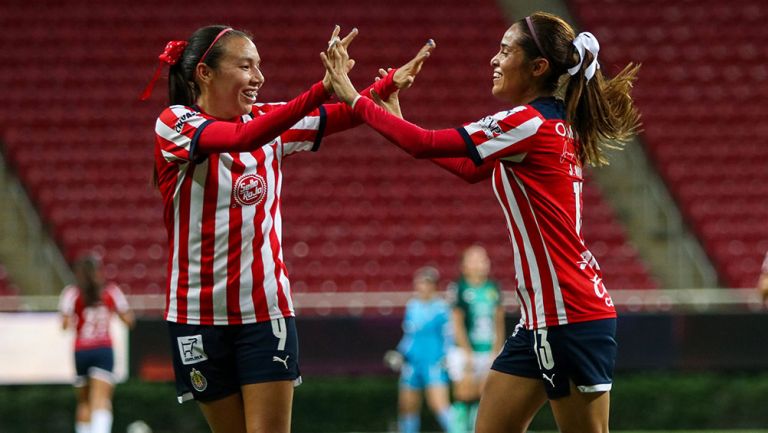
446;246;505;433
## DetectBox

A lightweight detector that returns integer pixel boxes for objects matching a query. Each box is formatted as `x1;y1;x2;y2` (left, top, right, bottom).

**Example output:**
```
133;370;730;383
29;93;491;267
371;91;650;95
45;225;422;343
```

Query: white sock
75;422;91;433
91;409;113;433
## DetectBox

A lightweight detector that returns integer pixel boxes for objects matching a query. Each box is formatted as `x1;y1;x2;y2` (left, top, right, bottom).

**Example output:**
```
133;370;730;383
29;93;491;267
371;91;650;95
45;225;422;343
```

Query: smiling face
197;35;264;118
490;24;543;106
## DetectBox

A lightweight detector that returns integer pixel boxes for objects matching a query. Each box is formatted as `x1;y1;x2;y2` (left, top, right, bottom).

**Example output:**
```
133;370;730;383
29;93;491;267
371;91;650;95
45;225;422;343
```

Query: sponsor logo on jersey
177;335;208;365
174;111;199;133
478;115;504;139
556;122;578;164
190;368;208;392
578;250;600;271
233;173;267;207
592;275;614;307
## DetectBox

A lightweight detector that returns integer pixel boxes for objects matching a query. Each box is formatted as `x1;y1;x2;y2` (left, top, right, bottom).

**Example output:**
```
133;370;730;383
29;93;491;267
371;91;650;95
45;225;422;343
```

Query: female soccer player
150;25;433;433
446;246;504;433
59;254;135;433
396;266;453;433
322;11;640;433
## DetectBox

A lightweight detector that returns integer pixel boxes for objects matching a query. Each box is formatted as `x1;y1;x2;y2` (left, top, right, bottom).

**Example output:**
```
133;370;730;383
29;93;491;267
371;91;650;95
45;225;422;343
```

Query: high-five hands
321;32;359;105
322;25;358;94
321;33;437;107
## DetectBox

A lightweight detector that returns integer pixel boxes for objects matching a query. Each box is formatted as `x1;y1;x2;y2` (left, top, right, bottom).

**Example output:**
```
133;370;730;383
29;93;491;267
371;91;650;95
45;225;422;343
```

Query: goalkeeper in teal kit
394;266;453;433
446;246;505;433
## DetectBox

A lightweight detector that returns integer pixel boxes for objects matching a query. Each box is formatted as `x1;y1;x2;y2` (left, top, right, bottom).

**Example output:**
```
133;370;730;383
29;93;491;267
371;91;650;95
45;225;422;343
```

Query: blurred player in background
394;266;453;433
323;9;640;433
150;24;433;433
446;246;504;433
59;254;135;433
758;252;768;303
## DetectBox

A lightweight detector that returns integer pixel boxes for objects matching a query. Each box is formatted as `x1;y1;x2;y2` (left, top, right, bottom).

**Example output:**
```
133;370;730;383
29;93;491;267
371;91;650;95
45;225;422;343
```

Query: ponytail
518;12;641;166
564;56;641;166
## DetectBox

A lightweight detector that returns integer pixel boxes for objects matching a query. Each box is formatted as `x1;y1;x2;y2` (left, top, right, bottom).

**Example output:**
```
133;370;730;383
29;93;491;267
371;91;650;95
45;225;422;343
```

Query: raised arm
430;156;495;183
197;26;363;153
322;40;437;136
196;81;331;154
353;97;469;158
321;40;471;159
320;73;398;136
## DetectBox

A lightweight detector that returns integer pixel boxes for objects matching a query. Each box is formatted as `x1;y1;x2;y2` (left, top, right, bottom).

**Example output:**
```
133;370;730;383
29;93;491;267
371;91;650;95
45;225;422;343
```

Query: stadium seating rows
570;0;768;287
0;0;657;307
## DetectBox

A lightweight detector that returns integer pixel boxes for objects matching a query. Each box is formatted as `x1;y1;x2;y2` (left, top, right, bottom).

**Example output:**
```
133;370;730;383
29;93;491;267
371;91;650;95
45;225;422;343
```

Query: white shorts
446;346;494;382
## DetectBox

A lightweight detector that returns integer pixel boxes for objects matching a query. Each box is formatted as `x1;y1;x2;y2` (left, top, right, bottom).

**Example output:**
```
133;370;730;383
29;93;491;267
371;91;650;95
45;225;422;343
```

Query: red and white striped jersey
58;283;129;351
154;103;327;325
460;97;617;330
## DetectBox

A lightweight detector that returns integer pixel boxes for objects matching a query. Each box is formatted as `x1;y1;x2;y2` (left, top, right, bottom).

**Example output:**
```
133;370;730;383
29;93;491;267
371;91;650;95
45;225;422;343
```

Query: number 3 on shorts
534;329;555;370
271;318;287;351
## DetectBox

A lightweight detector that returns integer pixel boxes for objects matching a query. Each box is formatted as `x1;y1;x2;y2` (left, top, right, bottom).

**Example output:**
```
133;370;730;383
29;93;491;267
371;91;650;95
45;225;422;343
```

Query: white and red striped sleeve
255;103;326;156
103;283;130;314
155;106;210;163
155;82;330;163
459;106;545;164
58;285;79;315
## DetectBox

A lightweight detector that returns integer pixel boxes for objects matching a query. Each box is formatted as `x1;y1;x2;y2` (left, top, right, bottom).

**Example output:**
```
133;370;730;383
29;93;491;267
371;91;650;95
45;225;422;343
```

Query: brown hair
74;254;103;307
152;25;253;188
517;12;641;166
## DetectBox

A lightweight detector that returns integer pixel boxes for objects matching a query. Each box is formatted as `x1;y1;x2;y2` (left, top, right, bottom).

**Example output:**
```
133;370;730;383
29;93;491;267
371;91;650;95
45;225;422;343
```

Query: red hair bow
139;40;189;101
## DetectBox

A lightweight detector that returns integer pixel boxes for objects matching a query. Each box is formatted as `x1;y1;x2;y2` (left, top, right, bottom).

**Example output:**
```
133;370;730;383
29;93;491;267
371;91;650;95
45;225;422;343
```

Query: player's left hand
322;26;358;93
391;39;436;89
321;38;360;105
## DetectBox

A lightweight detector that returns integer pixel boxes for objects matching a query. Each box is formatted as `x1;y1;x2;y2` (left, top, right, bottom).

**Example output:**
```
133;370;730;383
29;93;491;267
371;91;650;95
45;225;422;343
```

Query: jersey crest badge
190;368;208;392
233;173;267;207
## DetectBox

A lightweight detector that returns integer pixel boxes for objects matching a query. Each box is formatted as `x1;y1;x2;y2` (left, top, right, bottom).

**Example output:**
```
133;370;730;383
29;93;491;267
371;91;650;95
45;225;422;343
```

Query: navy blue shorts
168;317;300;403
491;318;617;399
74;347;115;387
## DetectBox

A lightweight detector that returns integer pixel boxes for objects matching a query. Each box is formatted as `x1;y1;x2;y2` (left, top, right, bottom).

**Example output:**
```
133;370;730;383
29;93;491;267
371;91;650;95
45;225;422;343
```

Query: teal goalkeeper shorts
400;361;449;389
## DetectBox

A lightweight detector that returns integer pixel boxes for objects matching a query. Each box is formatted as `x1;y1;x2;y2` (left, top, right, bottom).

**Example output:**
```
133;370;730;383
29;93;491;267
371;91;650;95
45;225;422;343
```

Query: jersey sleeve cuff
457;127;483;166
311;105;327;152
190;119;214;163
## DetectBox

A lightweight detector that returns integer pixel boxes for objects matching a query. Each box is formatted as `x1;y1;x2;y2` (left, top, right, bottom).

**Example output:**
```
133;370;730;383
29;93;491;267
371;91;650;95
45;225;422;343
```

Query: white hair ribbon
567;32;600;82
